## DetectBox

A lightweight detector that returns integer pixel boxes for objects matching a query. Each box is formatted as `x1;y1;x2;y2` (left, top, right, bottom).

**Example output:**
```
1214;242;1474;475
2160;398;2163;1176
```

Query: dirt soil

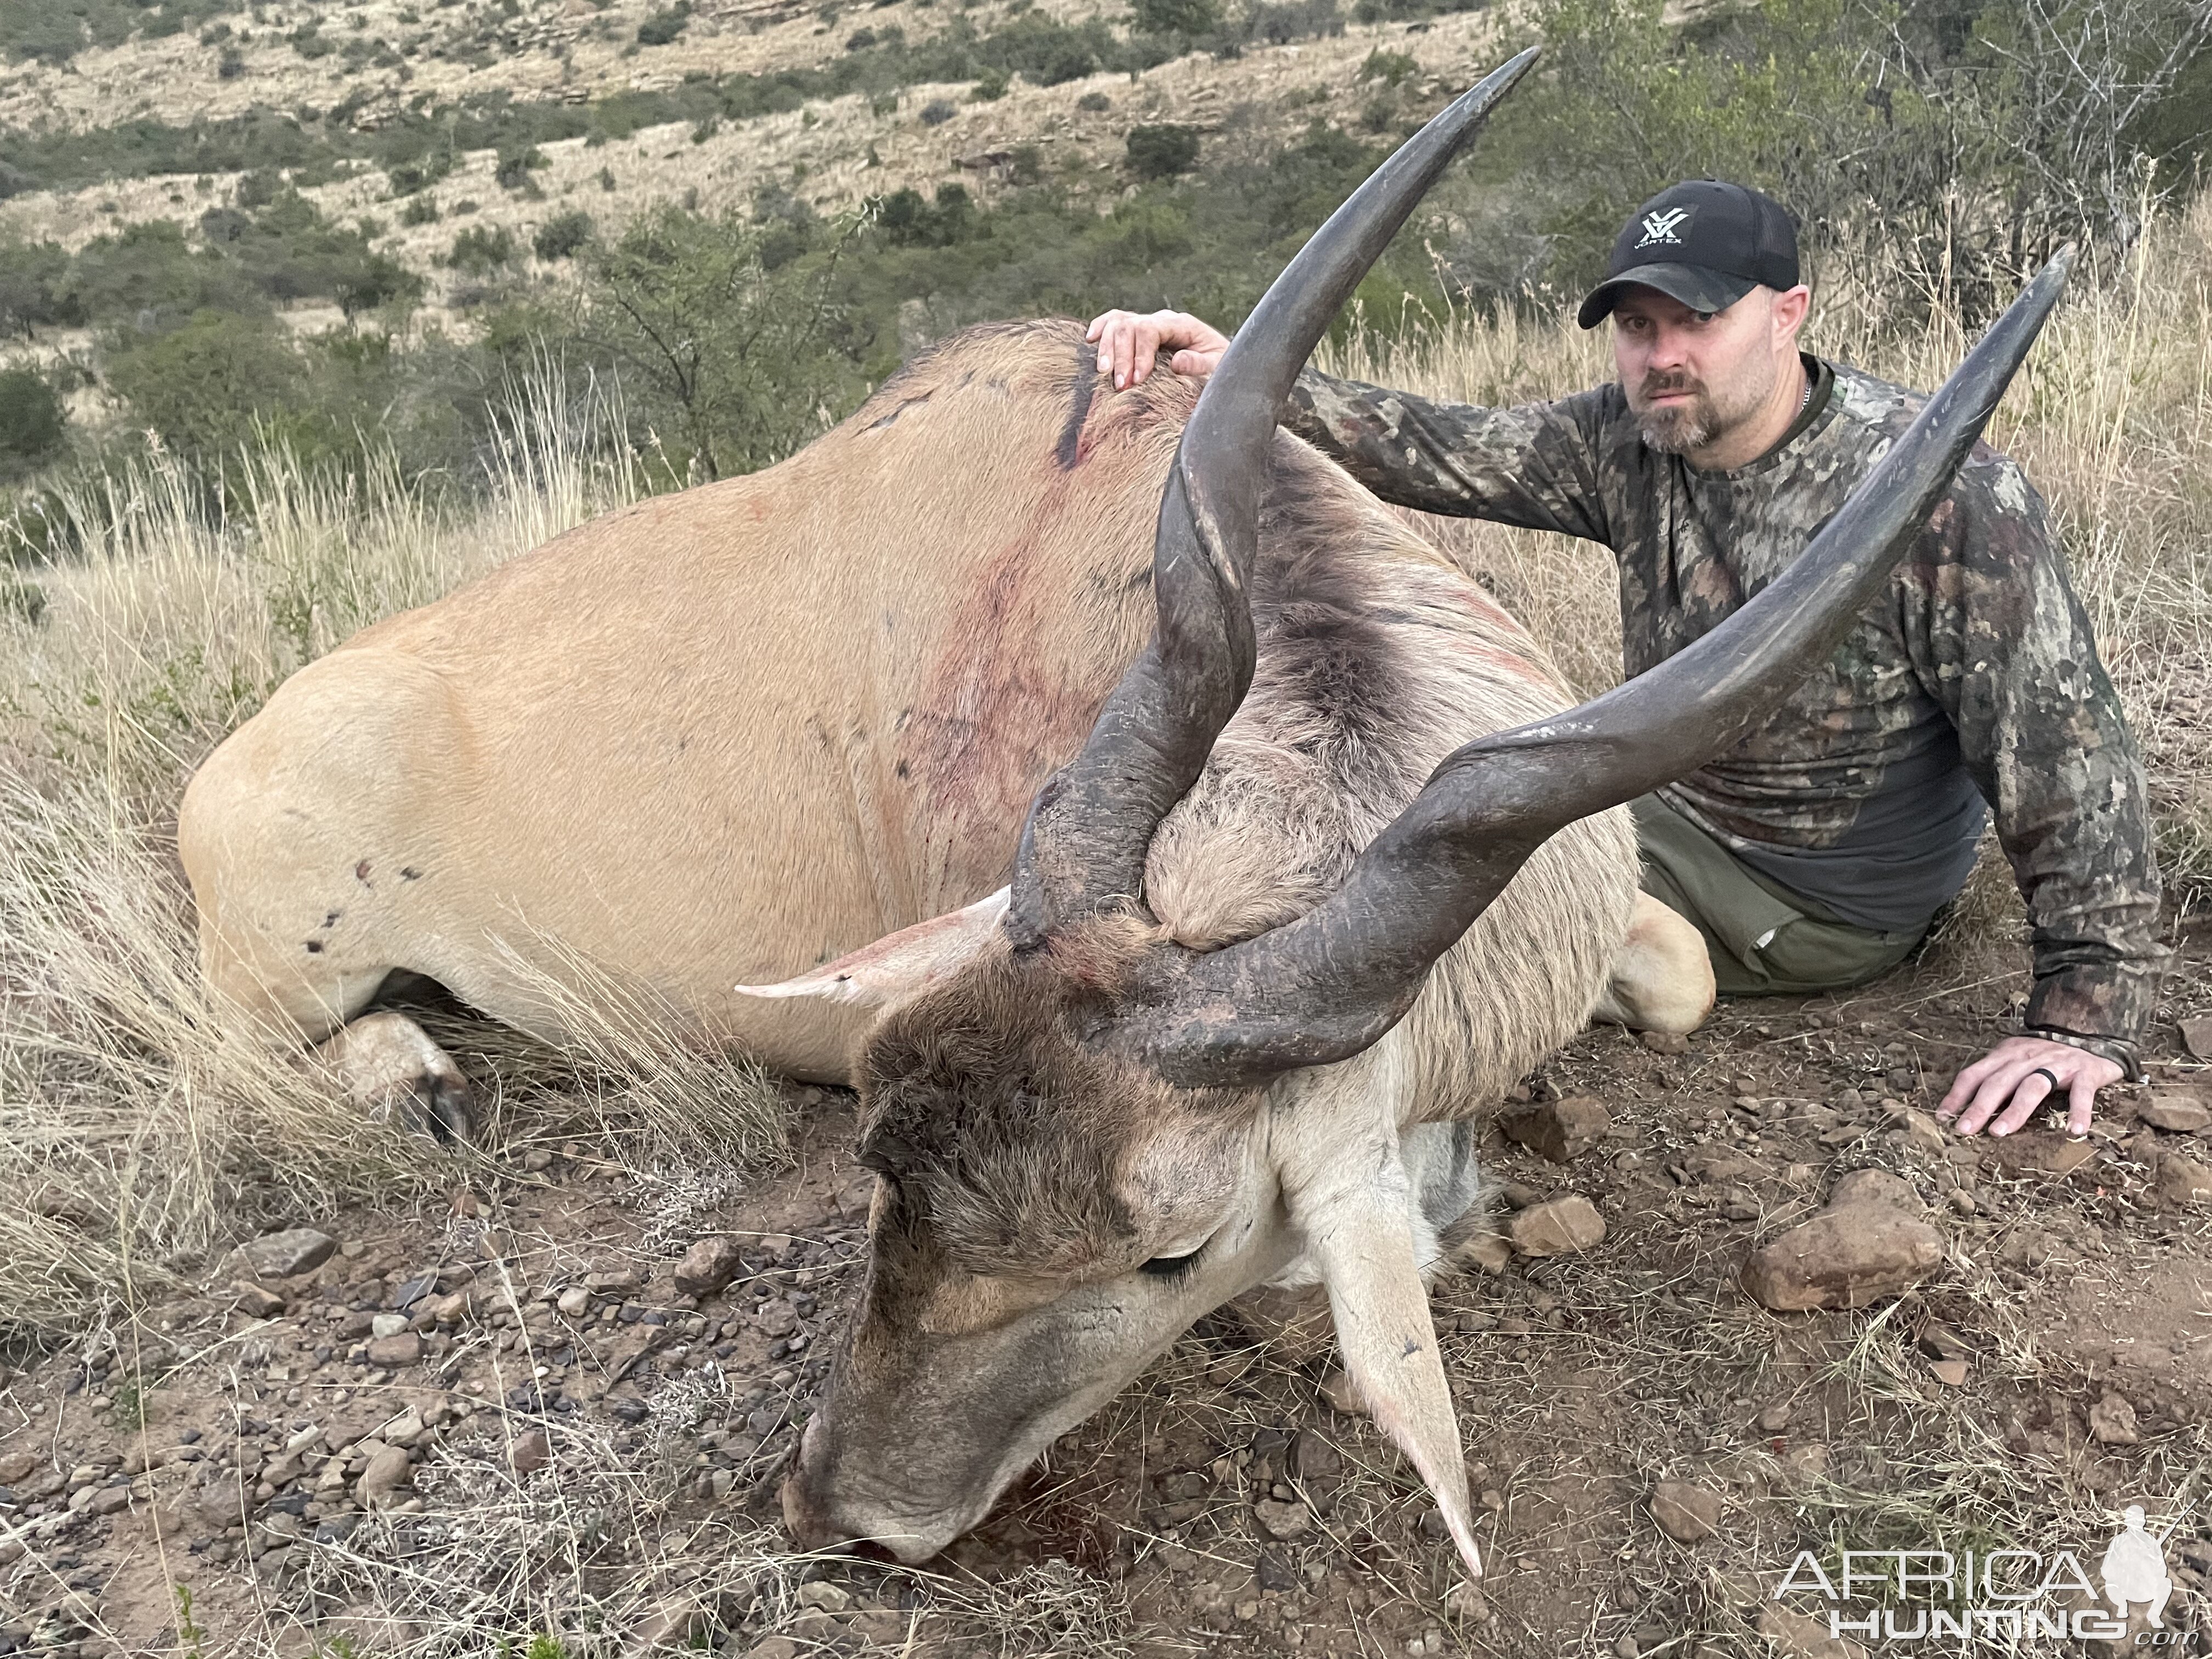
3;931;2209;1658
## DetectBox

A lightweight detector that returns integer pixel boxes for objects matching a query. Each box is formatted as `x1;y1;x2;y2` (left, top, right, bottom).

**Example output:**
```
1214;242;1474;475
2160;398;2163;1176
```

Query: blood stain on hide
354;860;373;885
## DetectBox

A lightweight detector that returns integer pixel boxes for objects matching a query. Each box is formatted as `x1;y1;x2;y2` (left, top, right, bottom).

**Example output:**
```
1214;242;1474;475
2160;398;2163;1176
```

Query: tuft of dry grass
1327;191;2212;909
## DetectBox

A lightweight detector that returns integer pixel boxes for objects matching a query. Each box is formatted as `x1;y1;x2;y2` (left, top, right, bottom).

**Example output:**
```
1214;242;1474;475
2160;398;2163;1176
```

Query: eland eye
1139;1245;1205;1279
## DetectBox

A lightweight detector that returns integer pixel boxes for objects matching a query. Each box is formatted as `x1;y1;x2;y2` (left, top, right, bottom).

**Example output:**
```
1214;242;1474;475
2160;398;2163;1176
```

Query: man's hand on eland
1086;309;1231;390
1939;1034;2124;1139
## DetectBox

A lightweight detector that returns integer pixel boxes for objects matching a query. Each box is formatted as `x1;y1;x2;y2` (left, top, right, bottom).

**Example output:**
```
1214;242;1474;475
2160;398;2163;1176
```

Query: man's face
1611;285;1793;455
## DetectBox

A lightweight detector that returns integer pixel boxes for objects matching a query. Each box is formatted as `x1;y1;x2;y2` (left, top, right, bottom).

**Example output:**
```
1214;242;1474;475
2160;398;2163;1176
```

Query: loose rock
1499;1095;1612;1164
1758;1604;1867;1659
370;1313;411;1339
1740;1207;1944;1311
1649;1481;1722;1543
2155;1152;2212;1205
1318;1368;1362;1415
1509;1194;1606;1256
2178;1016;2212;1062
243;1228;337;1279
230;1280;285;1318
556;1286;592;1318
2140;1092;2211;1133
1254;1498;1313;1541
2088;1391;2140;1445
356;1446;413;1506
796;1582;851;1613
509;1429;552;1475
1828;1168;1921;1213
365;1332;423;1367
674;1235;744;1297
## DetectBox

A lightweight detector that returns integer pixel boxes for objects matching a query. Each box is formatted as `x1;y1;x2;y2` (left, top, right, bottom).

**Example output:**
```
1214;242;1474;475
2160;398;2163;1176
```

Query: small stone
1254;1498;1313;1541
556;1286;592;1318
2088;1391;2140;1445
356;1446;412;1506
370;1313;411;1339
1756;1400;1791;1432
1508;1194;1606;1256
230;1281;285;1318
1827;1168;1921;1213
1459;1233;1511;1274
1639;1029;1689;1055
509;1430;552;1475
522;1148;554;1172
1740;1206;1944;1311
422;1290;472;1323
365;1333;422;1367
1318;1367;1362;1415
1256;1550;1299;1591
743;1640;804;1659
389;1271;438;1310
797;1582;851;1613
1948;1188;1977;1215
674;1236;744;1297
1290;1430;1341;1482
243;1228;337;1279
2177;1016;2212;1061
2155;1152;2212;1205
0;1453;38;1485
753;1301;799;1338
586;1266;644;1293
1894;1107;1949;1155
90;1486;132;1515
631;1596;704;1650
1926;1356;1969;1386
1650;1481;1722;1543
2141;1092;2212;1133
1498;1095;1612;1164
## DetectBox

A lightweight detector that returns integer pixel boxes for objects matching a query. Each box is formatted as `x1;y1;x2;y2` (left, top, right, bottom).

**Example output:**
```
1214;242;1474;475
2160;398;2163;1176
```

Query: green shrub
449;224;516;273
533;210;595;261
1077;90;1111;111
971;67;1008;99
0;236;82;338
1358;47;1417;84
0;369;65;473
103;309;306;464
1126;123;1201;178
636;3;691;44
399;194;441;226
919;99;956;125
1130;0;1220;33
494;146;547;193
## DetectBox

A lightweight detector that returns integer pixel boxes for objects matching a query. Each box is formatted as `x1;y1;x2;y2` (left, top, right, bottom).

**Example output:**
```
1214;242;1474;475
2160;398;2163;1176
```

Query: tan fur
182;319;1639;1098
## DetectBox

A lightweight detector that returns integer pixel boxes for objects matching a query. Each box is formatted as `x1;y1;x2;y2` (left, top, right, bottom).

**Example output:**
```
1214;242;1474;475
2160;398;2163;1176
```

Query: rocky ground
2;932;2209;1658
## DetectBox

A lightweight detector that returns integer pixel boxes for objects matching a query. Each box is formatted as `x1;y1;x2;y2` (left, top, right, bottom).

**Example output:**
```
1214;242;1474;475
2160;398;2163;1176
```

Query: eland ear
1285;1143;1483;1582
733;887;1010;1012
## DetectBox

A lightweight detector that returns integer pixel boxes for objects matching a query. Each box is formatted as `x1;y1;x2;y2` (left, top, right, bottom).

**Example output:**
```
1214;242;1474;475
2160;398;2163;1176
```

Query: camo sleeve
1901;453;2165;1051
1283;368;1613;539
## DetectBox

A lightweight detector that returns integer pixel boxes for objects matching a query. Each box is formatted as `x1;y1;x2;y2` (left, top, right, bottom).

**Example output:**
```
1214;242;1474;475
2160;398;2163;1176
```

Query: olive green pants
1632;794;1927;997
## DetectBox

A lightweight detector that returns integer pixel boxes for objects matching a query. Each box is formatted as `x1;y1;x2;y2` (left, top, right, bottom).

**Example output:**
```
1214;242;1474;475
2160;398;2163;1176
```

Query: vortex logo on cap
1637;207;1691;247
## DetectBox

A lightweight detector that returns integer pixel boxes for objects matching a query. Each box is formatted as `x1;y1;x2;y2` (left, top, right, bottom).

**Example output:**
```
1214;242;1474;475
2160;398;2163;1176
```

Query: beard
1629;352;1779;455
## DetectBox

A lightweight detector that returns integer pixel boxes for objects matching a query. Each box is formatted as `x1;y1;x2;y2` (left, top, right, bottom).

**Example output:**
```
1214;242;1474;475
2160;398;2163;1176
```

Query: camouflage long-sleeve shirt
1284;359;2164;1051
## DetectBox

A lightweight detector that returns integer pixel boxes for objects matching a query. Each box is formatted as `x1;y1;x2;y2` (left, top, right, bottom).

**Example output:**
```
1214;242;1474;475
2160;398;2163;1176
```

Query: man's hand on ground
1085;309;1230;390
1938;1035;2123;1138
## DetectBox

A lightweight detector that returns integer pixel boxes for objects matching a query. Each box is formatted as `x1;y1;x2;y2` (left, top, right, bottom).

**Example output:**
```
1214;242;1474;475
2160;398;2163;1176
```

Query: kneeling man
1088;180;2163;1138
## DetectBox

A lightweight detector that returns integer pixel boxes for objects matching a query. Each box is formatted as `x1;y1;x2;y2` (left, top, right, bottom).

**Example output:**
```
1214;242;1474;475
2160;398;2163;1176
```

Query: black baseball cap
1576;180;1801;329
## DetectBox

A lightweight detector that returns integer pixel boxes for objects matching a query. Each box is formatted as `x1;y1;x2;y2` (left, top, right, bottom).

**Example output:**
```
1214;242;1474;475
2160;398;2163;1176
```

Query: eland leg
1590;891;1715;1035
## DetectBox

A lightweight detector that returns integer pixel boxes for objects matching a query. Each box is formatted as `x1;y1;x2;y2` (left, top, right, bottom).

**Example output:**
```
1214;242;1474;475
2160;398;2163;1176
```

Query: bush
400;194;441;226
919;99;956;125
971;68;1008;100
449;224;516;273
636;3;691;44
1126;123;1201;178
0;236;81;338
533;210;595;261
1130;0;1220;33
335;253;424;319
1359;47;1418;84
577;204;864;479
0;369;65;474
1077;90;1111;111
494;146;547;193
103;309;306;464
